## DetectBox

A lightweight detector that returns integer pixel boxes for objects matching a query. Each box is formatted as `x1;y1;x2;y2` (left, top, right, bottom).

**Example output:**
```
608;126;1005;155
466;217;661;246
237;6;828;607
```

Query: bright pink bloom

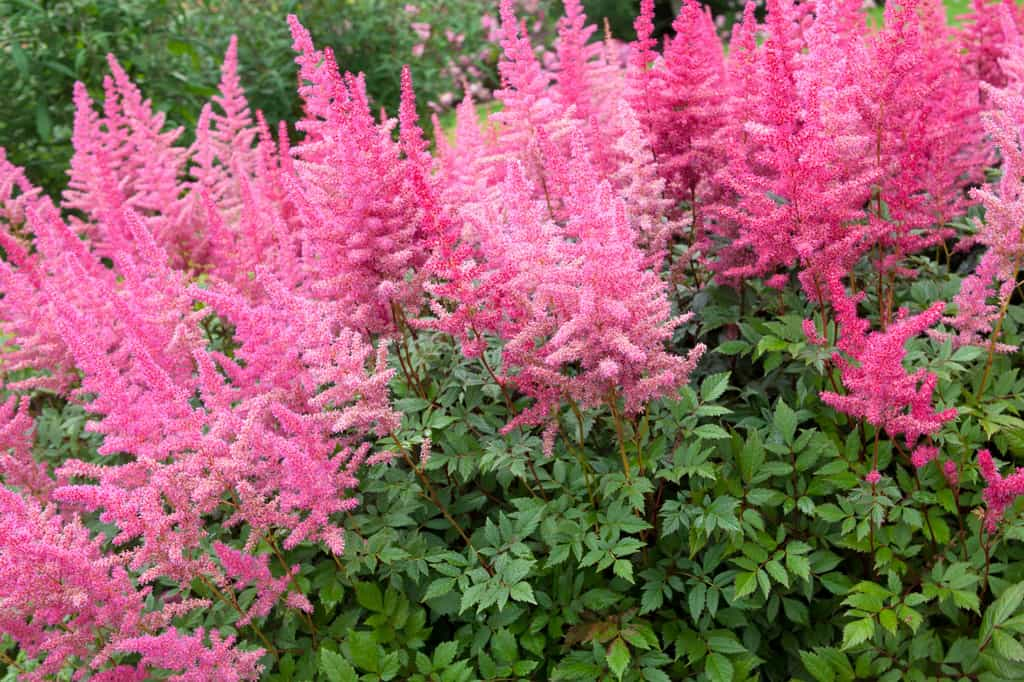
940;45;1024;352
911;445;939;469
820;283;957;447
64;57;191;263
866;469;882;485
943;460;960;487
285;17;430;333
977;449;1024;529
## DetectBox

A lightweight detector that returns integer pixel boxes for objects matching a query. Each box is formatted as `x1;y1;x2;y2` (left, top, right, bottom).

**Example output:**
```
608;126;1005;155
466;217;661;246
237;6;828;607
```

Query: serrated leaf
765;559;789;587
694;424;731;441
492;628;518;664
510;581;537;604
800;650;835;682
717;340;750;356
786;553;811;581
773;400;798;445
641;586;663;614
707;634;747;655
705;652;734;682
606;638;631;680
878;609;898;635
433;641;459;669
701;372;731;402
422;578;455;601
349;631;379;673
320;648;358;682
734;571;758;600
688;583;706;620
355;582;383;612
841;618;874;650
984;581;1024;643
613;559;635;583
993;629;1024;662
642;668;672;682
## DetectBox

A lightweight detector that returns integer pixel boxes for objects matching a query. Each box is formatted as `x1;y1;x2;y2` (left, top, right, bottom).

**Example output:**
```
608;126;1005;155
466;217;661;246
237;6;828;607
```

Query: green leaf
694;424;731;441
423;578;455;601
641;585;663;614
841;619;874;650
765;560;789;587
707;634;747;655
606;638;631;680
734;571;758;600
773;400;798;445
983;581;1024;642
717;340;750;356
613;559;635;583
878;609;898;635
355;582;383;612
688;583;707;621
320;648;357;682
786;553;811;581
10;43;30;78
35;102;52;142
701;372;731;402
642;668;672;682
433;641;459;669
705;653;734;682
993;630;1024;662
510;581;537;604
348;631;379;673
800;650;836;682
492;628;518;665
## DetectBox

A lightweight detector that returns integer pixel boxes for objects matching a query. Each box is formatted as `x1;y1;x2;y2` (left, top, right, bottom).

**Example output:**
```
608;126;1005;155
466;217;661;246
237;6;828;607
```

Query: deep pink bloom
820;283;957;447
911;445;940;469
977;449;1024;529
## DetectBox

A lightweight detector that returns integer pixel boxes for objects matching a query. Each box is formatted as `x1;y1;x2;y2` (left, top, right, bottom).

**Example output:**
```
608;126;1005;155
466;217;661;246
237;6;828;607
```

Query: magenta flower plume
977;449;1024;530
820;284;957;447
285;16;430;333
64;56;191;263
940;52;1024;352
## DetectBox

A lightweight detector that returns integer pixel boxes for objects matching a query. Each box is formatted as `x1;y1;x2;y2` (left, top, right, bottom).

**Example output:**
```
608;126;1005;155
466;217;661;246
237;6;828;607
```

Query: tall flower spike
286;18;429;333
820;284;957;447
939;52;1024;352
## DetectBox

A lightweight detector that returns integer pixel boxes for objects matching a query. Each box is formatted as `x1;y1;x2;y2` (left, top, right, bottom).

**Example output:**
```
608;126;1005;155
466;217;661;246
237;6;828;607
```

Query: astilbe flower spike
489;137;704;453
711;0;874;293
819;281;957;448
214;542;302;626
977;449;1024;530
940;40;1024;352
64;56;191;263
285;16;430;333
629;0;728;206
